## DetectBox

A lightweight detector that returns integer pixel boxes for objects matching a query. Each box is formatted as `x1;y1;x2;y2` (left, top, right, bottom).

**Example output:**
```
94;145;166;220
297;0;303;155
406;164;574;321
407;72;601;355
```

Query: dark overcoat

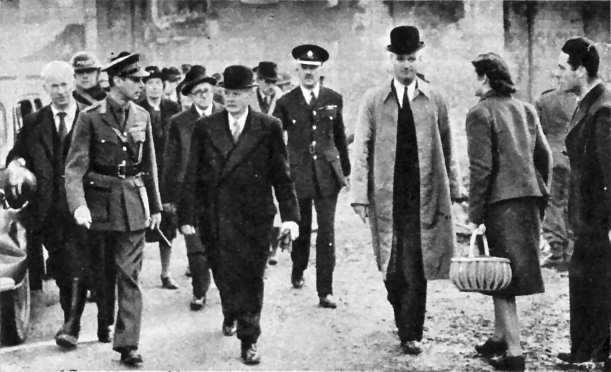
163;103;223;205
7;105;78;228
565;83;611;235
273;86;350;198
138;98;180;200
65;99;162;232
178;108;299;312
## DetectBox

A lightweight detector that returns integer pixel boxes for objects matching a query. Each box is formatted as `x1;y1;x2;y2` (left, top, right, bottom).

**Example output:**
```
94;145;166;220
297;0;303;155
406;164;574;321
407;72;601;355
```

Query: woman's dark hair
472;52;516;96
561;37;599;79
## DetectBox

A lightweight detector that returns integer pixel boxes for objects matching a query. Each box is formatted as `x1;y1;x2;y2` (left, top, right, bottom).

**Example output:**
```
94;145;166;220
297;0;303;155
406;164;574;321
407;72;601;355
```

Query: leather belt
93;163;141;179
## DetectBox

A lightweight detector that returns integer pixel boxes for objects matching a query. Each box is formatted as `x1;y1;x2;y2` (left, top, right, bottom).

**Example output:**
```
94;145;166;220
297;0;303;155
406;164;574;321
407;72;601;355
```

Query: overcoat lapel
567;83;606;140
39;108;56;160
220;110;265;180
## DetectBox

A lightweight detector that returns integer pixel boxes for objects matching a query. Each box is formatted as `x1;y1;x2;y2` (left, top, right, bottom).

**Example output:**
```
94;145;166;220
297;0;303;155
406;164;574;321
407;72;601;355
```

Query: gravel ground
0;190;592;371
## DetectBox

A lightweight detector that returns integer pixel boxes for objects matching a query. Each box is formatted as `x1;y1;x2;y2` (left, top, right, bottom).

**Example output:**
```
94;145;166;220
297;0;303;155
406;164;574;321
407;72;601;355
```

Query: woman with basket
465;53;552;371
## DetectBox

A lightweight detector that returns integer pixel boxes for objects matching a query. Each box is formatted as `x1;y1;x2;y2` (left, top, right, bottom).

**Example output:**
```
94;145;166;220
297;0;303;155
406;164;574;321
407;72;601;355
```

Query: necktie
57;112;68;141
310;91;316;106
230;118;241;142
402;86;408;109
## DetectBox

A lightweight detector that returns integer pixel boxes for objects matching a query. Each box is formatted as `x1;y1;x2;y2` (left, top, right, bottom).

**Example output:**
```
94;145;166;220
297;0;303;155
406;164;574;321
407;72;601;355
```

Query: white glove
7;158;28;198
280;221;299;240
74;205;92;229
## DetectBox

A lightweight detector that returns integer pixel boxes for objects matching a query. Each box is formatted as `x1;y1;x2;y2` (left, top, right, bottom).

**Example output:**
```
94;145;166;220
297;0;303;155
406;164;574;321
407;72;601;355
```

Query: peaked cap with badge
102;51;148;78
291;44;329;66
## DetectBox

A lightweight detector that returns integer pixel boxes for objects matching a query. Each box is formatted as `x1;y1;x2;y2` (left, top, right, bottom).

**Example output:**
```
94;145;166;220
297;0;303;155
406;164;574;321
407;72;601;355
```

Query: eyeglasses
191;89;210;96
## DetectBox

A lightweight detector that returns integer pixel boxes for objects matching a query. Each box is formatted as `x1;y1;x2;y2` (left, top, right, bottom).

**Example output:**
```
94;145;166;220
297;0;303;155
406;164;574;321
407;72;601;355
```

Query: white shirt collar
147;98;161;111
393;78;417;107
300;83;321;104
228;107;249;137
50;101;77;132
194;104;213;117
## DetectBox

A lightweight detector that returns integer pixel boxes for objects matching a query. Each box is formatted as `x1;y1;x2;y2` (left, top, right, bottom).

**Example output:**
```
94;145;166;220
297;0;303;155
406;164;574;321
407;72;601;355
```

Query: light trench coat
351;78;463;280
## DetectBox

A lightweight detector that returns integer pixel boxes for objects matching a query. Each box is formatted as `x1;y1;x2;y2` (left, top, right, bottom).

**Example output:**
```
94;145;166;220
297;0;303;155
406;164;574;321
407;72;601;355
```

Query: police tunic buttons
313;125;317;130
313;111;317;117
122;146;127;151
313;155;317;160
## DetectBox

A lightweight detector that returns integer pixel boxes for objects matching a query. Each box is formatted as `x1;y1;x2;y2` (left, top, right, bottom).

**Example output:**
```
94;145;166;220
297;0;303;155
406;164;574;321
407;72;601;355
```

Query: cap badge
306;50;313;58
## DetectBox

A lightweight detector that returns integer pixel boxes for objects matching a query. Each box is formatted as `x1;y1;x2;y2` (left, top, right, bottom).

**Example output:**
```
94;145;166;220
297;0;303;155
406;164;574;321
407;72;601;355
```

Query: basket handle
468;225;490;257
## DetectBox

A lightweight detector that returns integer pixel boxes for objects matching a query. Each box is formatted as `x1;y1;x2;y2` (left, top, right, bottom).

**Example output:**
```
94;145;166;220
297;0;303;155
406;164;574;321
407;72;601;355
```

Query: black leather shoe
241;343;261;365
190;296;205;311
120;349;143;366
475;338;508;358
55;327;78;348
318;295;337;309
161;276;179;290
488;353;525;371
292;276;304;289
222;318;236;336
401;340;422;355
97;326;111;343
557;352;604;365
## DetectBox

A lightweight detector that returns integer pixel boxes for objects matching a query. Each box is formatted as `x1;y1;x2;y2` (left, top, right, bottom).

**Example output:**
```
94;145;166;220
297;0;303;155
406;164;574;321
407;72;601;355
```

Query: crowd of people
3;24;609;370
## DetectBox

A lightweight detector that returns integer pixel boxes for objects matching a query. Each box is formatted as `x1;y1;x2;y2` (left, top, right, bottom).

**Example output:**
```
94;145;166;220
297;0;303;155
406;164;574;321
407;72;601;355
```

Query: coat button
313;111;317;116
292;119;296;124
313;155;318;160
330;116;334;120
101;139;106;143
123;132;127;136
604;186;608;191
313;125;317;130
312;141;316;146
122;146;127;151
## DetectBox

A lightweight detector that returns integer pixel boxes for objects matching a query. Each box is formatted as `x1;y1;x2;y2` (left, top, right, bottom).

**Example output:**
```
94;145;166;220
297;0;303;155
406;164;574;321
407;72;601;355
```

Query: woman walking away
465;52;552;371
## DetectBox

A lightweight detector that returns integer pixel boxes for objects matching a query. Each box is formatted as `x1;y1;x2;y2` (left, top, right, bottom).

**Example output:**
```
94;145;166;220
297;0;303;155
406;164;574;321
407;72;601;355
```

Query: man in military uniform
139;65;181;289
71;51;107;110
273;44;350;309
164;65;222;311
536;79;577;270
65;51;162;367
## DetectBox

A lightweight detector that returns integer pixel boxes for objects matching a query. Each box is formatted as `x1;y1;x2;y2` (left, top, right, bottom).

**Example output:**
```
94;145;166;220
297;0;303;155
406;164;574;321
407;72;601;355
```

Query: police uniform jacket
65;98;162;232
535;88;577;168
273;86;350;198
163;102;223;205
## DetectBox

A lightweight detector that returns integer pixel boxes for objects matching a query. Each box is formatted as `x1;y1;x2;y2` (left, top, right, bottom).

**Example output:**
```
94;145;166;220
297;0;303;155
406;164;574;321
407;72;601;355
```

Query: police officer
273;44;350;309
70;51;107;110
65;51;162;367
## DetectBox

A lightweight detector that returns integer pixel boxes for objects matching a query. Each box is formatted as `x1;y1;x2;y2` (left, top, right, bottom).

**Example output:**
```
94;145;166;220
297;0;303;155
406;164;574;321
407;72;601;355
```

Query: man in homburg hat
555;37;611;368
139;65;181;290
71;51;107;110
65;51;162;366
162;66;182;103
6;61;89;349
351;26;464;355
165;65;222;311
179;65;300;365
273;44;350;309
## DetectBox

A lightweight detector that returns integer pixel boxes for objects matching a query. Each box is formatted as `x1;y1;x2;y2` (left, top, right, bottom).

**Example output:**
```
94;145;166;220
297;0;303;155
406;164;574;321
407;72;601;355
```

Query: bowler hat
144;65;164;82
291;44;329;66
254;61;278;82
102;51;148;77
71;51;101;72
221;65;255;90
162;66;182;83
387;26;424;55
181;65;217;95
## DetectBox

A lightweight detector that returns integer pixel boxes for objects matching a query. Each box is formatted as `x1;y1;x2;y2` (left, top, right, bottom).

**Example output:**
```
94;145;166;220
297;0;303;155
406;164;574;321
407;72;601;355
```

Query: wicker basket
450;230;512;293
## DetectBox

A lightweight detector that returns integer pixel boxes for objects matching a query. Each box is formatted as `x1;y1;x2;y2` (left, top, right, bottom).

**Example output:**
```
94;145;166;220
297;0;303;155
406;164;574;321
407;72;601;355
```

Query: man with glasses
273;44;350;309
65;51;162;367
164;65;222;311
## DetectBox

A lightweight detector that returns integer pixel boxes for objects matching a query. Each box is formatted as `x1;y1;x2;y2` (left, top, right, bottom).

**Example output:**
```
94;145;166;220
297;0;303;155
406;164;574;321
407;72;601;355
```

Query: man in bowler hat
351;26;464;354
179;65;300;365
139;65;181;290
65;51;162;366
165;65;222;311
273;44;350;309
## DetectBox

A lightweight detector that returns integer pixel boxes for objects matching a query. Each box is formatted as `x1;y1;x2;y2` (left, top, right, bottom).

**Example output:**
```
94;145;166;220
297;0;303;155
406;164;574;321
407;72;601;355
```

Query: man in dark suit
556;37;611;368
164;65;221;310
179;65;300;365
139;65;181;290
6;61;88;348
65;51;162;367
273;44;350;309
